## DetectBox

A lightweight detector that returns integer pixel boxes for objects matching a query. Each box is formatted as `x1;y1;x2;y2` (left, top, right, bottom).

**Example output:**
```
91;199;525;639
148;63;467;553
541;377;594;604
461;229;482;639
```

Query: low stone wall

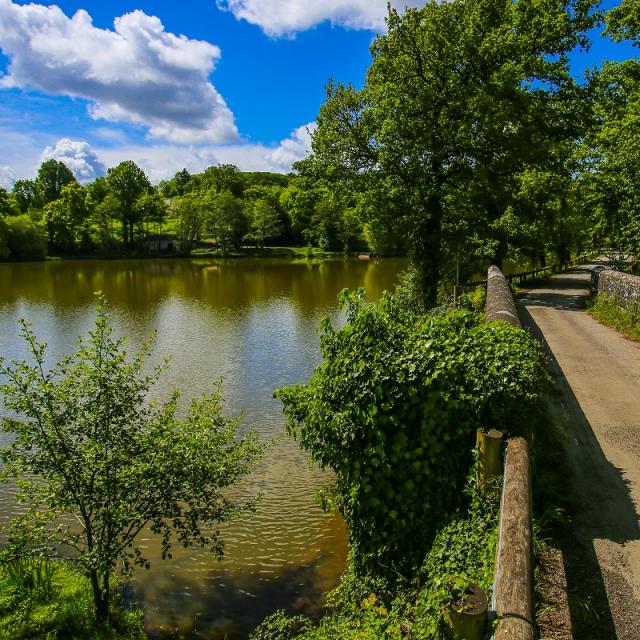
485;265;521;328
591;268;640;306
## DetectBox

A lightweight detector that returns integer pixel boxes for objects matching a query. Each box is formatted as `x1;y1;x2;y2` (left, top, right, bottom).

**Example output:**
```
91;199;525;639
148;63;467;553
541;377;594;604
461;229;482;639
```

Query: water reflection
0;256;406;638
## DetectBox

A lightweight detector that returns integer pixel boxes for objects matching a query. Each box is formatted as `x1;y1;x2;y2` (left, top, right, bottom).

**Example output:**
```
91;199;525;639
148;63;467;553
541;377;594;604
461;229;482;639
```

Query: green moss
588;292;640;341
0;559;146;640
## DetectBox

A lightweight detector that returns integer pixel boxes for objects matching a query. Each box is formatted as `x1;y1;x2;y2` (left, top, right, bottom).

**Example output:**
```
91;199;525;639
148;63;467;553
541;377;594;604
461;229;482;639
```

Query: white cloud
216;0;425;36
40;138;107;184
0;165;16;189
1;121;315;187
0;0;238;144
269;122;316;170
95;122;316;183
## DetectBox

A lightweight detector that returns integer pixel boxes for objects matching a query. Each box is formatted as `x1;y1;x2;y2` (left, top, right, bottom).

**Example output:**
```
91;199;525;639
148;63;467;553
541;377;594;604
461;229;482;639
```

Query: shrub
4;214;47;261
276;289;547;578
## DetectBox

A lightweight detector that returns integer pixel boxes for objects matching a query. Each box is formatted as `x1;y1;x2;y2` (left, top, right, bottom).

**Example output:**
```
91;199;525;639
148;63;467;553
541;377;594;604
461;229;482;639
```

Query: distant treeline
0;160;371;262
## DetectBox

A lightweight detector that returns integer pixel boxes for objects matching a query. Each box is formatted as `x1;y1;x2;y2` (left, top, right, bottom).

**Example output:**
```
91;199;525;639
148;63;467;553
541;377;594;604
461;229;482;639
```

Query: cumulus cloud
94;122;317;183
0;165;16;189
216;0;425;36
0;0;238;144
40;139;107;184
268;122;316;170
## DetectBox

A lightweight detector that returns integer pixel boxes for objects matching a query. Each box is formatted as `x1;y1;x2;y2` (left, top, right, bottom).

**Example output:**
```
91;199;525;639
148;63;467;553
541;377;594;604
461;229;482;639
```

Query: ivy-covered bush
276;289;547;578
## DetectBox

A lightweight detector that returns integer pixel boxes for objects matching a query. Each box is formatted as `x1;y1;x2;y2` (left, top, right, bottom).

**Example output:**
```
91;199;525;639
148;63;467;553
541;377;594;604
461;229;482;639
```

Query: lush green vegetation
259;282;548;638
588;292;640;340
277;291;546;577
0;160;369;262
0;556;145;640
0;297;265;623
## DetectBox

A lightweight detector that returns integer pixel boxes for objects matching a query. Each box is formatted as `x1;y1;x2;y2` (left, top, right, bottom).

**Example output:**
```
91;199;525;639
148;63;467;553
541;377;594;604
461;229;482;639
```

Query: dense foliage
0;297;265;621
276;290;547;578
0;160;368;261
305;0;598;305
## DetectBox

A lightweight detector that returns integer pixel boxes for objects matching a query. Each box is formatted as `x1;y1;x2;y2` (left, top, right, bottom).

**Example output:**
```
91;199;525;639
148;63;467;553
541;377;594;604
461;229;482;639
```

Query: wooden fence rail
493;438;534;640
457;251;596;293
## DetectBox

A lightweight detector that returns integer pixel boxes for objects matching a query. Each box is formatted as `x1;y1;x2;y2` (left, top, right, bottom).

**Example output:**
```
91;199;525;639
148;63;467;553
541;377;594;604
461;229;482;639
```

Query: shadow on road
518;274;640;640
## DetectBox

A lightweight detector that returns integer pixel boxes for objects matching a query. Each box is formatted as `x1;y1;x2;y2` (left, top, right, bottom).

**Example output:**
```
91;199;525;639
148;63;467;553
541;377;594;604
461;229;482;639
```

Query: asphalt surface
519;264;640;640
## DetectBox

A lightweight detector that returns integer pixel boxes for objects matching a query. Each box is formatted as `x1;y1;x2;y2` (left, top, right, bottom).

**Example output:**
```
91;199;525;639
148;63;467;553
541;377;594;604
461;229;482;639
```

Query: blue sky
0;0;636;186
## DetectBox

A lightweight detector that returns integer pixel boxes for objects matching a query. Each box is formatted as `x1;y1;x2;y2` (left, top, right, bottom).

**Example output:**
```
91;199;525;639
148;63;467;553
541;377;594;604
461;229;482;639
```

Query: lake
0;256;406;639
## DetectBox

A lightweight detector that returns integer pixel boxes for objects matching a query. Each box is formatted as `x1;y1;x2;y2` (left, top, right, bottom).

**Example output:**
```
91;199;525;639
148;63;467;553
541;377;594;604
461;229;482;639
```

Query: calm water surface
0;256;406;639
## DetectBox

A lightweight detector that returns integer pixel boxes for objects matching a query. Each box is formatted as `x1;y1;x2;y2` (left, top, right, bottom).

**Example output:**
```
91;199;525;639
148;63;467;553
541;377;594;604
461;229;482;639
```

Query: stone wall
485;265;521;327
591;267;640;306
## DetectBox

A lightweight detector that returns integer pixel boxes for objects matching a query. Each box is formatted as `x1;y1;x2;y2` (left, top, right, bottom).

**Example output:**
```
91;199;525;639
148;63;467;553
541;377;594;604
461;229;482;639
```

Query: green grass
189;245;344;259
587;292;640;341
0;558;146;640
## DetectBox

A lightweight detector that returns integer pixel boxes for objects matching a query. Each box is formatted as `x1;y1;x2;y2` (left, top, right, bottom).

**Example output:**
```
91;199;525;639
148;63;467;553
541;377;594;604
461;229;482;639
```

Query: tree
206;189;246;251
246;198;283;248
607;0;640;44
12;179;40;214
198;164;244;197
43;182;90;253
0;297;265;620
309;0;597;305
173;193;205;249
581;4;640;257
3;214;47;260
0;187;19;218
106;161;150;246
36;159;76;206
135;192;167;237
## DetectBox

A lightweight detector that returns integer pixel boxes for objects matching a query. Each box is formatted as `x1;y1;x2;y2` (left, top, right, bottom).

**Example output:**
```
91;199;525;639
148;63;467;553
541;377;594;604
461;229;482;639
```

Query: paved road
519;264;640;640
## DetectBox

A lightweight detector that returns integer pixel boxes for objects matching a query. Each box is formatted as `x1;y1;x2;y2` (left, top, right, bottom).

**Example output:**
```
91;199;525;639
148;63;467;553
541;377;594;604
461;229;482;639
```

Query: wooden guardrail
493;438;534;640
457;252;596;293
485;265;521;328
482;266;534;640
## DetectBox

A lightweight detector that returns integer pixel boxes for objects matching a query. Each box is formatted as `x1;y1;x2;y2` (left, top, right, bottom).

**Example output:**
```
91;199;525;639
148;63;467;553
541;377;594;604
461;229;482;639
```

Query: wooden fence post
477;428;503;490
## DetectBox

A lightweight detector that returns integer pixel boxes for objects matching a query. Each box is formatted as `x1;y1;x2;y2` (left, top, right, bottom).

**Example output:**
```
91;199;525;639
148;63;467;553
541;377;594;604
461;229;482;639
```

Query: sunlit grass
588;292;640;341
0;558;146;640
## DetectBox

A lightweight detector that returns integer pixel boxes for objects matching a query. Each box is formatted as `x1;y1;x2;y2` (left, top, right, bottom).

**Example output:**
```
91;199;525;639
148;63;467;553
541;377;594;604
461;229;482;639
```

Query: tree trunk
411;192;443;309
90;569;109;621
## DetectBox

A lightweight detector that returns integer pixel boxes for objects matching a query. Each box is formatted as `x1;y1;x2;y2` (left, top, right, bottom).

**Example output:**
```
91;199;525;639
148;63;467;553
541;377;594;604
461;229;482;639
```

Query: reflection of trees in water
0;258;406;316
130;514;347;640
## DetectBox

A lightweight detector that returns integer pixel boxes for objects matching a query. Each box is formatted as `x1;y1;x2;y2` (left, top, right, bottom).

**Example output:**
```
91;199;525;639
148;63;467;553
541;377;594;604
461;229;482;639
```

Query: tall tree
36;159;76;206
12;179;40;214
135;192;168;237
106;161;150;246
43;182;90;253
173;193;205;249
206;189;246;251
582;1;640;256
310;0;597;305
245;198;283;248
0;187;19;218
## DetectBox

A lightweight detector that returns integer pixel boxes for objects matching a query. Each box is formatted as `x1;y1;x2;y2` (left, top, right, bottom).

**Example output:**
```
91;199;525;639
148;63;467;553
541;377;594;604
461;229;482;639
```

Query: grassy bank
190;246;346;259
587;292;640;341
0;557;146;640
587;293;640;340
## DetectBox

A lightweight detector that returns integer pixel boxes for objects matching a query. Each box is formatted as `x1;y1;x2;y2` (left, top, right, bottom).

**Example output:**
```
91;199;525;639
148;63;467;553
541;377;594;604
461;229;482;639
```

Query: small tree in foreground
0;296;265;621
